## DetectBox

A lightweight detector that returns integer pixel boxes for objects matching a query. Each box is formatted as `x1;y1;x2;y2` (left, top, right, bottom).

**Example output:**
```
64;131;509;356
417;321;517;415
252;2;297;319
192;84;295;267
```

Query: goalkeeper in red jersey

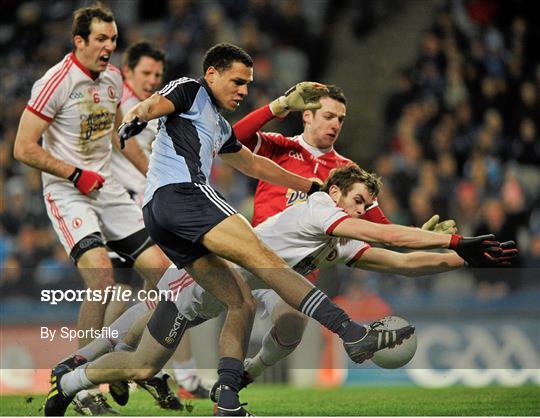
234;82;456;232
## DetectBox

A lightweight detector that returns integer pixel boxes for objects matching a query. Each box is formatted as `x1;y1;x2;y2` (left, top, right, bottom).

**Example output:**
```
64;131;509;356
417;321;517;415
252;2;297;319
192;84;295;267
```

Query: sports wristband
449;234;462;250
68;167;82;184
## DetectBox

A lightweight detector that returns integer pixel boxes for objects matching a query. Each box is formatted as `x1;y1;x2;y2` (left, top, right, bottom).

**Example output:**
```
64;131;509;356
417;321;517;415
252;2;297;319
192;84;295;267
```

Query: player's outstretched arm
355;240;518;276
13;109;76;179
355;247;464;277
333;217;453;249
220;146;320;194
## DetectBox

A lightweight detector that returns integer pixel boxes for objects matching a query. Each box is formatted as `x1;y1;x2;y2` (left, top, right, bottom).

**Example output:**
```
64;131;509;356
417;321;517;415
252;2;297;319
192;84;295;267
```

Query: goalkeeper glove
421;214;457;234
449;234;518;267
118;116;148;149
270;82;329;117
68;168;105;195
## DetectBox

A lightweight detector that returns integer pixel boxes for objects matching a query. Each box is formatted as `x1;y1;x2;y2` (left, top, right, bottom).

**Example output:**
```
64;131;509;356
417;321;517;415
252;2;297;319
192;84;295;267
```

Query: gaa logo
108;86;116;99
72;218;82;229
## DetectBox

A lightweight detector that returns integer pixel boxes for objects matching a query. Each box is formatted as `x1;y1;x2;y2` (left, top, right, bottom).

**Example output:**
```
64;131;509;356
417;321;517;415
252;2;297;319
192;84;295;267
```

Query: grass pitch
1;385;539;416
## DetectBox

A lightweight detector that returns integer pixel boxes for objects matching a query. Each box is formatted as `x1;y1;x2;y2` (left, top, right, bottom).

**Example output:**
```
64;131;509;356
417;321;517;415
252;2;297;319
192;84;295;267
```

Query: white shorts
43;178;145;254
156;266;282;322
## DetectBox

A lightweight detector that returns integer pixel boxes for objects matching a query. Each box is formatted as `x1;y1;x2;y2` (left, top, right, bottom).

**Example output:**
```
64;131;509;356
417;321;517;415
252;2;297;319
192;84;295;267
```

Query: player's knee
227;292;256;317
130;367;158;381
70;232;105;265
107;229;154;265
274;311;307;344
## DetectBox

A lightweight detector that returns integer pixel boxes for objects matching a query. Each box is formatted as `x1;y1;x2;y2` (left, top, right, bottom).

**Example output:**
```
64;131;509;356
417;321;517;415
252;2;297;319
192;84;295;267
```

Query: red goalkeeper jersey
233;104;391;227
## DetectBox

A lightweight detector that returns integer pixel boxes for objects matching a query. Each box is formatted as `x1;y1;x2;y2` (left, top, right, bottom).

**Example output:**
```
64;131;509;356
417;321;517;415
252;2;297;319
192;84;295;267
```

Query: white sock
61;366;94;396
172;358;199;391
76;338;115;362
108;302;149;341
153;370;166;379
246;328;298;378
114;342;135;352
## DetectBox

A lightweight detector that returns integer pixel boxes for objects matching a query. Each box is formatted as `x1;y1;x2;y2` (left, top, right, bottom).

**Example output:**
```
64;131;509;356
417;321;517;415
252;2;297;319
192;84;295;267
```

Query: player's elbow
13;140;28;163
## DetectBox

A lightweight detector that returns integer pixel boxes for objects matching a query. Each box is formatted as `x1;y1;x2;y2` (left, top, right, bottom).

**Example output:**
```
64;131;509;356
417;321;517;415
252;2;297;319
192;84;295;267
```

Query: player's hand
69;168;105;195
421;214;457;234
450;234;518;267
270;82;329;117
465;240;519;267
118;116;148;149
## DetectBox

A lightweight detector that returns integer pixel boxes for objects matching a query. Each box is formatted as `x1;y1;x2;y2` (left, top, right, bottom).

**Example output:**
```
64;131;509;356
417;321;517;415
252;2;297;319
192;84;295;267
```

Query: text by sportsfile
40;286;179;305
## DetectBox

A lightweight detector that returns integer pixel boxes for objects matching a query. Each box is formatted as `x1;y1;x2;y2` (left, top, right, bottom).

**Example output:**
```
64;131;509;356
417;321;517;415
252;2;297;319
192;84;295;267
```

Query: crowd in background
368;0;540;298
1;0;538;302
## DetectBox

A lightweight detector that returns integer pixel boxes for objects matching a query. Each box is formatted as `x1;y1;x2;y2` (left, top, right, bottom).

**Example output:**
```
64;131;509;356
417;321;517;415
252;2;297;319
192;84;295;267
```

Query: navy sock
216;357;243;408
299;288;367;343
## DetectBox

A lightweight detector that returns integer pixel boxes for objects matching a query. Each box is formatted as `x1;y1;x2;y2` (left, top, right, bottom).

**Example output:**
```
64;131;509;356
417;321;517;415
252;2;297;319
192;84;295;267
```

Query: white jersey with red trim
255;192;370;275
26;52;123;189
111;82;158;196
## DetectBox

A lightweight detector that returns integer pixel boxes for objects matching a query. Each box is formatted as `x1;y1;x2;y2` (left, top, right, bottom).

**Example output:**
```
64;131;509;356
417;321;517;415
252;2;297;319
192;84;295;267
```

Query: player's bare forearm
333;218;452;249
249;153;312;192
222;147;313;192
122;93;174;124
356;247;464;277
13;109;75;178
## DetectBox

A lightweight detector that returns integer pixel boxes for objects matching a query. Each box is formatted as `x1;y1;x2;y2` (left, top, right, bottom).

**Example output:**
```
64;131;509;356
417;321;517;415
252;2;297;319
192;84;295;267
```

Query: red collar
70;51;100;80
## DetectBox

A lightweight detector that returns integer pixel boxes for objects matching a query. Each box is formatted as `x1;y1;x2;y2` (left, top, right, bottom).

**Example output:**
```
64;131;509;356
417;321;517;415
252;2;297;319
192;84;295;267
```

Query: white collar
299;134;332;157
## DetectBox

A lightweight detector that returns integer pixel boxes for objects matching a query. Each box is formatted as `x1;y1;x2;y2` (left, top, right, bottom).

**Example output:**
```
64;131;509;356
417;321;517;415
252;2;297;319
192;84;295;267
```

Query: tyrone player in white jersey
13;5;172;414
48;164;517;413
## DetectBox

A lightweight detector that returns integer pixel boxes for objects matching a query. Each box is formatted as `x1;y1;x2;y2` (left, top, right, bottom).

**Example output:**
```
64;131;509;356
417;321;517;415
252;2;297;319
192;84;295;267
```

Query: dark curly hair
322;163;382;197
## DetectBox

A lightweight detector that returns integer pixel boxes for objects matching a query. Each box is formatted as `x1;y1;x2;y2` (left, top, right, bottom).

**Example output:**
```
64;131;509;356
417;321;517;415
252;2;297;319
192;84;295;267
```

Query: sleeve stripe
159;77;193;96
33;58;72;112
253;133;262;154
26;105;53;122
326;214;351;235
346;245;371;267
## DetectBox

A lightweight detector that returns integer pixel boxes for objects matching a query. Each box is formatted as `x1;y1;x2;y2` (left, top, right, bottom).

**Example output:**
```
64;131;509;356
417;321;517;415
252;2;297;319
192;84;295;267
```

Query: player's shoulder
121;81;138;105
306;191;334;208
159;77;200;94
35;53;74;85
328;149;352;164
259;132;301;148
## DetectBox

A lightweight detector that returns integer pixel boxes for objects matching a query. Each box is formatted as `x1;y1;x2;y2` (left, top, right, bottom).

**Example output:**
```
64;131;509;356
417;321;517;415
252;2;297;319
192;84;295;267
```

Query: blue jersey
143;77;242;205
